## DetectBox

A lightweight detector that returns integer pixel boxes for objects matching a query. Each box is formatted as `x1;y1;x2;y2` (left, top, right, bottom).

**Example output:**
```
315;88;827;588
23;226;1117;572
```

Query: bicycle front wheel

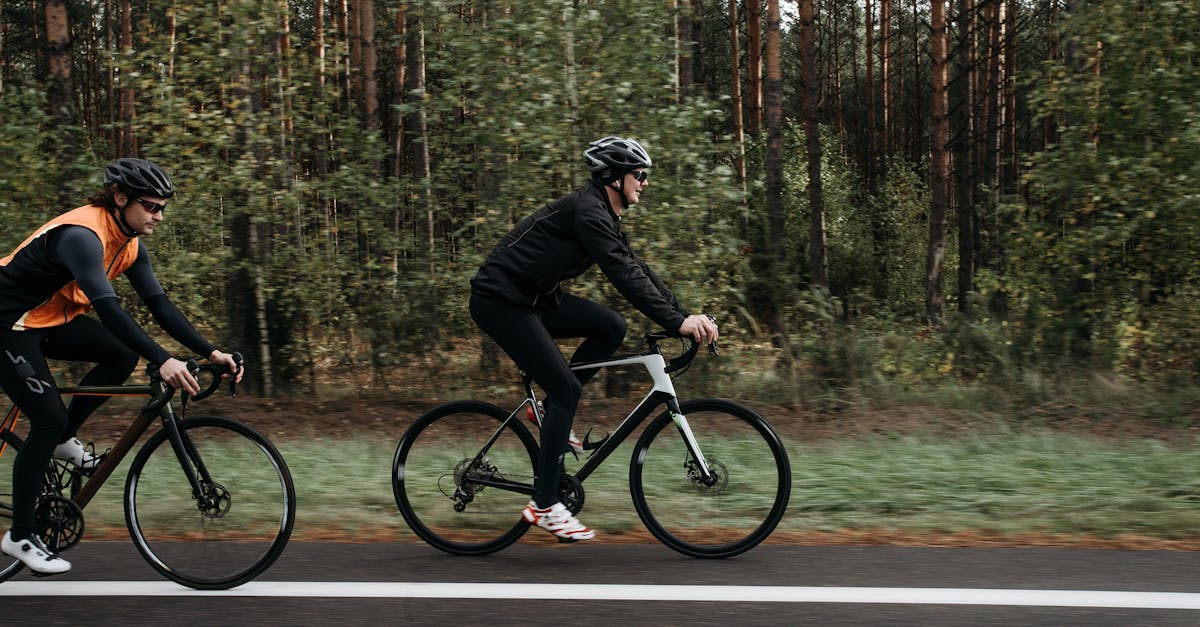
393;400;539;556
630;399;790;558
125;415;295;589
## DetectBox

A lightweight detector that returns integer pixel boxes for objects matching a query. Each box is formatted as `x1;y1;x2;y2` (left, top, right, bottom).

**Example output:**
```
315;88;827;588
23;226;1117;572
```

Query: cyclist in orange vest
0;158;243;575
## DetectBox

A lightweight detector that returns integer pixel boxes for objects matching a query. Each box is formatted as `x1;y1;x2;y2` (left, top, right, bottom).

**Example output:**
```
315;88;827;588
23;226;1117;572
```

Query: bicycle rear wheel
630;398;790;558
125;415;295;590
393;400;539;555
0;429;22;582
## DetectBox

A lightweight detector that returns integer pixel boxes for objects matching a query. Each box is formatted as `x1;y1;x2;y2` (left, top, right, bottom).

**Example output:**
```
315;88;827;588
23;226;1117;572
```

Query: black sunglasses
134;197;167;214
630;170;648;183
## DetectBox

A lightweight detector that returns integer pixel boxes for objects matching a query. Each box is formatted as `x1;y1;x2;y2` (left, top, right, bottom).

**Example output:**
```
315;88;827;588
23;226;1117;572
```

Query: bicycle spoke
125;416;294;589
394;401;538;555
631;399;790;558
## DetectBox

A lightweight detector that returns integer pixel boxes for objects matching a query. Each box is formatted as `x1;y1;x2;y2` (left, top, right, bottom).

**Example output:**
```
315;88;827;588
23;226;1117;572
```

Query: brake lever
228;352;244;398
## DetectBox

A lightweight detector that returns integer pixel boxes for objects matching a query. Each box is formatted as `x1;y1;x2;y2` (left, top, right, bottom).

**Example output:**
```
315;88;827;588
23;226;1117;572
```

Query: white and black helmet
584;136;652;182
104;158;175;199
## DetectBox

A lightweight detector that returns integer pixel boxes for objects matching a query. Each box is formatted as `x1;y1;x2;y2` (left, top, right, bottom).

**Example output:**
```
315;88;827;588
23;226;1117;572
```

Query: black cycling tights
469;293;627;509
0;316;137;539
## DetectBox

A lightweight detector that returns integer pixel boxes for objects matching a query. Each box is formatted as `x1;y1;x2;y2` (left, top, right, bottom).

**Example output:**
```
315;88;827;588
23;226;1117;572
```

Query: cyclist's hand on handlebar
678;314;719;346
208;349;245;384
159;357;201;395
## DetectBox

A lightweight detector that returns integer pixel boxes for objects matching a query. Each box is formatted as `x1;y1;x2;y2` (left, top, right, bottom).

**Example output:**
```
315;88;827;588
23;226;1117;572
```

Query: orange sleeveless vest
0;204;139;330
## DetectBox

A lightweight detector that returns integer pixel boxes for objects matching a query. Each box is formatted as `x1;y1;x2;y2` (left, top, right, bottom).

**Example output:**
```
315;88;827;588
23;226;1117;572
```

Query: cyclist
0;158;244;575
469;136;719;542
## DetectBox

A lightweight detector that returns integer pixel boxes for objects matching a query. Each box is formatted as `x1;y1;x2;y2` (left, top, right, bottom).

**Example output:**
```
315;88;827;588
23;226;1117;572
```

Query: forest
0;0;1196;402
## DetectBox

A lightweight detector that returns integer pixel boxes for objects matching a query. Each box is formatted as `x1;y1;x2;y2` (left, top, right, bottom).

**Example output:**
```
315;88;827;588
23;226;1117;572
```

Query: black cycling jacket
470;181;689;331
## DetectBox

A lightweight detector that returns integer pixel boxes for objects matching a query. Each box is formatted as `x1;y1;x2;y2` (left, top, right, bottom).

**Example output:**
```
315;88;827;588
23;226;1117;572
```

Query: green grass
8;431;1200;543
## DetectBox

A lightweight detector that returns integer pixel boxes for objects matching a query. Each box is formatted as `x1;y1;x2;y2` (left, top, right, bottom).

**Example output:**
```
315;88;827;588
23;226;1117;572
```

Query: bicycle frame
492;338;717;491
1;373;224;518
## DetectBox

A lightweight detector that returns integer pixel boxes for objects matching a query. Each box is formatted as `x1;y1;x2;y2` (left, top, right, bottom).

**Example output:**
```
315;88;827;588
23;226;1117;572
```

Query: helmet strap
110;200;139;237
606;177;630;211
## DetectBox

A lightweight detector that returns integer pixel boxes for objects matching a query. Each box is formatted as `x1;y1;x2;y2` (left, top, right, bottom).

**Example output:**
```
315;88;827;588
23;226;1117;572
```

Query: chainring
558;474;585;514
34;495;85;553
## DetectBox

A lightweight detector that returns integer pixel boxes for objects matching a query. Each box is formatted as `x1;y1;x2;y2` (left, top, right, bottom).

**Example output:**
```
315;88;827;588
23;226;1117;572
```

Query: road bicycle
393;332;791;559
0;357;295;590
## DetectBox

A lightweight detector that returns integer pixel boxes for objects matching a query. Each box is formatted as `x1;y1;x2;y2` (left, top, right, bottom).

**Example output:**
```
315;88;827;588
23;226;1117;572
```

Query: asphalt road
3;541;1200;626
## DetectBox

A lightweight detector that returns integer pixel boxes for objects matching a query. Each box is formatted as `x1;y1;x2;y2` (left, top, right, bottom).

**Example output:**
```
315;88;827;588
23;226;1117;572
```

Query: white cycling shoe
52;437;100;469
521;501;595;542
2;531;71;575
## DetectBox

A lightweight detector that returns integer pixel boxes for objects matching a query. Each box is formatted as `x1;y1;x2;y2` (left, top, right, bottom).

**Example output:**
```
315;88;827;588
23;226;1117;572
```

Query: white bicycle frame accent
516;349;715;482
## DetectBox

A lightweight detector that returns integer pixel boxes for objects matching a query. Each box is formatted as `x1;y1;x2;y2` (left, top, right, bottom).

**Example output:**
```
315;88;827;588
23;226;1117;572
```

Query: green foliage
1;0;1198;400
1016;0;1200;371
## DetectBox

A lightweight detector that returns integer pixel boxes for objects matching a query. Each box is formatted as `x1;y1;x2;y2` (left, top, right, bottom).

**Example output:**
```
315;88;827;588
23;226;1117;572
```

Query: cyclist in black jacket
469;136;719;542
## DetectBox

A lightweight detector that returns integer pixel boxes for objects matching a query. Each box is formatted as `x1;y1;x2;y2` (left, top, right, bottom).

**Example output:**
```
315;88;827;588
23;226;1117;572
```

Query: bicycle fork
158;402;220;513
665;398;719;486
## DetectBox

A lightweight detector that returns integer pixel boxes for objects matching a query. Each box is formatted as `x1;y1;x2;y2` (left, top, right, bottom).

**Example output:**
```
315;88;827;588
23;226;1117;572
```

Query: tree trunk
832;3;845;145
404;4;434;275
0;0;5;99
926;0;949;325
118;0;136;156
909;0;922;164
864;0;877;194
314;0;329;180
728;0;748;239
880;0;892;164
360;0;379;131
44;1;73;125
746;0;762;137
676;0;694;103
800;0;826;289
1001;0;1017;195
390;5;407;179
45;0;81;208
954;0;976;311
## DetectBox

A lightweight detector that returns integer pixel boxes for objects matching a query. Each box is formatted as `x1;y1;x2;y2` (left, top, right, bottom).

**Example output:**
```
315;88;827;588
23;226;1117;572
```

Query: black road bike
393;333;790;559
0;357;295;589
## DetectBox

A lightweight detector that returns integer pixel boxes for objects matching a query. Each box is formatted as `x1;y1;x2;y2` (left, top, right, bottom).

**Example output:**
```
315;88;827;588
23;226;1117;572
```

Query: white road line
3;582;1200;609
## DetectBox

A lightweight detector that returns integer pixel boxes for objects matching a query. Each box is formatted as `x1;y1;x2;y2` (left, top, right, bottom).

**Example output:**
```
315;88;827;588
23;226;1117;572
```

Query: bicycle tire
393;400;539;556
629;398;790;558
0;429;24;582
124;415;295;590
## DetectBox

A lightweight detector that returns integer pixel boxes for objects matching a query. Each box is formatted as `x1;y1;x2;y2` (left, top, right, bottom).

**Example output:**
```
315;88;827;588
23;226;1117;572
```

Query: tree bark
864;0;877;194
880;0;892;164
404;4;434;275
728;0;748;239
954;0;976;311
390;4;407;179
44;0;72;126
764;0;784;256
800;0;827;289
45;0;77;206
0;0;5;99
118;0;136;157
360;0;379;131
746;0;763;137
926;0;949;325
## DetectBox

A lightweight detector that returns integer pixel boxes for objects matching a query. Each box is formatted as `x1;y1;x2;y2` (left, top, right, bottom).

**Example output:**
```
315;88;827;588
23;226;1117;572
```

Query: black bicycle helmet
104;158;175;199
584;136;652;183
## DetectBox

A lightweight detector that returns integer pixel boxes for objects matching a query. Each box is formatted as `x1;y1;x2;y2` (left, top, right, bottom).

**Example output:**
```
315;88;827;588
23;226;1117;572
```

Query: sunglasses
134;197;168;214
630;170;648;183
